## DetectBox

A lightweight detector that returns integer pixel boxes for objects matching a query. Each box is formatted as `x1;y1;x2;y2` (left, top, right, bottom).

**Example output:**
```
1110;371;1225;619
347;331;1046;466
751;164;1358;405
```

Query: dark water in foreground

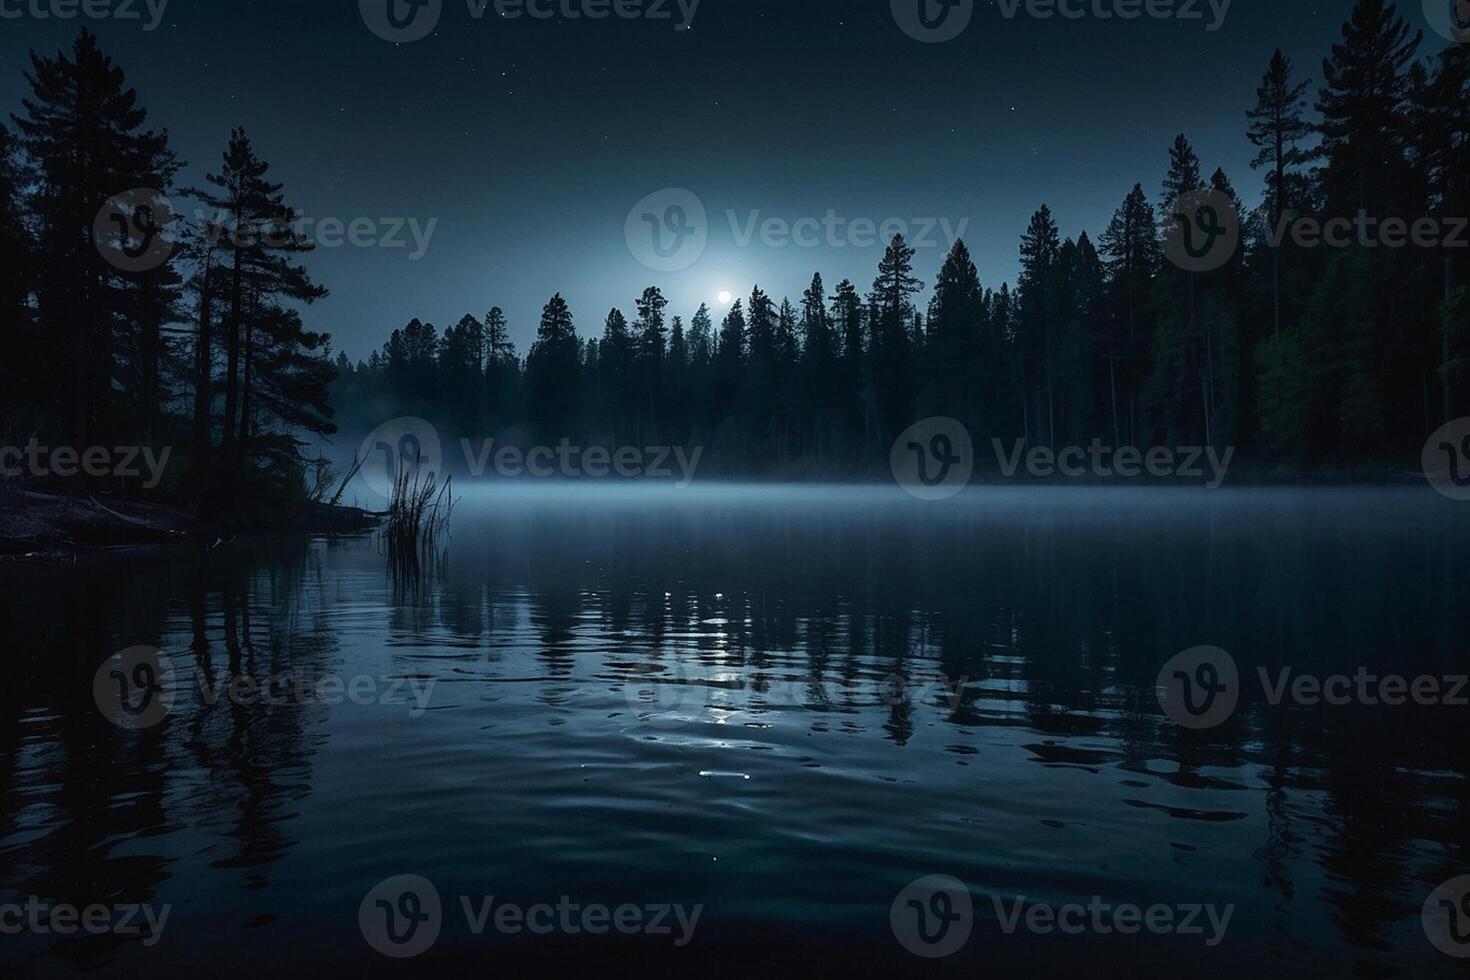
2;485;1468;977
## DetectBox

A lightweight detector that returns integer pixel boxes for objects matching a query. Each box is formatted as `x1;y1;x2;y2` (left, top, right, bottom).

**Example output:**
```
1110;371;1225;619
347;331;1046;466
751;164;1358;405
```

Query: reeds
381;464;455;578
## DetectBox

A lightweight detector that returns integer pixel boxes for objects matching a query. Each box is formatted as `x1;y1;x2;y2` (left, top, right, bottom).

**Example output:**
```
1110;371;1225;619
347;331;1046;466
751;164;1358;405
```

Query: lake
2;484;1468;976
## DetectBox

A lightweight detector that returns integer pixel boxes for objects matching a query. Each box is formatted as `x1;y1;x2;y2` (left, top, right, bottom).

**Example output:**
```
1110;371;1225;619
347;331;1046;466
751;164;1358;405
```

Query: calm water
2;485;1468;976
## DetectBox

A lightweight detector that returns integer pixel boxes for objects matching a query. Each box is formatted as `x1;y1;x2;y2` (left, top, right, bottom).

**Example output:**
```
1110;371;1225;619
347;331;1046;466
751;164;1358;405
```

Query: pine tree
1247;49;1313;337
746;286;778;370
1153;137;1212;444
1409;49;1470;421
1160;134;1204;215
188;129;325;479
635;286;668;363
1314;0;1420;454
483;306;518;425
776;298;799;365
635;286;668;437
667;315;688;441
14;29;180;448
526;294;579;439
1066;231;1106;444
1316;0;1420;215
868;236;922;446
799;273;839;456
669;315;688;373
928;240;984;428
831;278;867;455
1098;184;1159;443
773;297;800;461
688;304;714;368
745;286;779;444
715;300;747;409
1204;168;1246;445
599;307;635;439
1018;208;1062;445
989;283;1024;440
687;303;715;431
441;313;484;431
872;234;924;320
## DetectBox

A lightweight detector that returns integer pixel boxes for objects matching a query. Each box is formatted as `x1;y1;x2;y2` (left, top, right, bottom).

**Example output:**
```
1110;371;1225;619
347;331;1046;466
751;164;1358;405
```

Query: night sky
0;1;1430;360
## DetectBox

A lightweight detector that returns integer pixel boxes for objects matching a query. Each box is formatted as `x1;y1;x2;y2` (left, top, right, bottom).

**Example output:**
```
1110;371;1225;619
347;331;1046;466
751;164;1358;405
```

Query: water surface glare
1;484;1467;975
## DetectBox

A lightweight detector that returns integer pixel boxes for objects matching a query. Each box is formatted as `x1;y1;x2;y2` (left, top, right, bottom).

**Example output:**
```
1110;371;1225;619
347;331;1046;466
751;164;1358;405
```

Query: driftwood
0;484;193;556
329;450;368;508
85;490;168;529
0;480;382;561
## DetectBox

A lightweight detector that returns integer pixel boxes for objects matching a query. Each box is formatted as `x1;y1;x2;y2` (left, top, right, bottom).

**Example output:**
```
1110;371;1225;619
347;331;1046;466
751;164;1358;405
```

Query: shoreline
0;486;382;564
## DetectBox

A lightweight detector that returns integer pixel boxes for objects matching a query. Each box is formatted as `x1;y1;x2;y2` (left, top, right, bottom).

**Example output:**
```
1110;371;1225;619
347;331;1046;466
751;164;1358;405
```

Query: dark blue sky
2;1;1445;360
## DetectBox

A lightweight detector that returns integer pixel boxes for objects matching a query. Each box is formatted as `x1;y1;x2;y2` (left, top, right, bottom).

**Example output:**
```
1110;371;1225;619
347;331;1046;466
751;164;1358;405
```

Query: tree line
2;2;1467;504
337;0;1468;477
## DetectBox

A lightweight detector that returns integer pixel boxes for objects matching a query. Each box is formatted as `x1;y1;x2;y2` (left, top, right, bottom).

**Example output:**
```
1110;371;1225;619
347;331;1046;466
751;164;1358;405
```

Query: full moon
717;290;733;305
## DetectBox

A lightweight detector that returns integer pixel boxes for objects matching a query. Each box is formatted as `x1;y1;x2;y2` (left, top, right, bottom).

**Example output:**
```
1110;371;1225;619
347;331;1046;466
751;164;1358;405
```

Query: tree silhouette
13;29;179;450
5;14;1469;498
